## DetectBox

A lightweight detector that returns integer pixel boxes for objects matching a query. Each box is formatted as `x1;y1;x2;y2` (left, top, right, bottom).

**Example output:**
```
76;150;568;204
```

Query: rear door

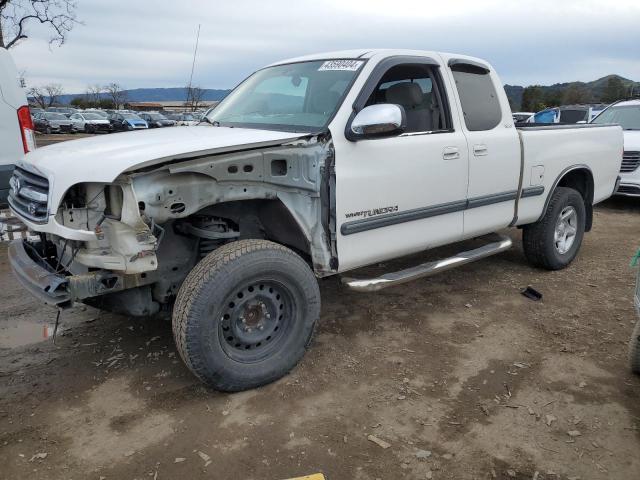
443;57;522;236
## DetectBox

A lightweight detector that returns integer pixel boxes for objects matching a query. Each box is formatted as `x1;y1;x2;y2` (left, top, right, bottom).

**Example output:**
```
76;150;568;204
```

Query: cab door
443;57;521;236
332;58;469;272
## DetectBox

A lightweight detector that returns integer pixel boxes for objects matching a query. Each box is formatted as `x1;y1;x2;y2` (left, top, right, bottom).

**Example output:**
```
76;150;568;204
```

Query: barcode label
318;60;364;71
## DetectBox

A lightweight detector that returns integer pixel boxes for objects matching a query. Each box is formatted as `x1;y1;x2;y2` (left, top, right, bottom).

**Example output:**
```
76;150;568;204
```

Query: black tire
172;239;320;392
45;126;51;134
630;318;640;374
522;187;586;270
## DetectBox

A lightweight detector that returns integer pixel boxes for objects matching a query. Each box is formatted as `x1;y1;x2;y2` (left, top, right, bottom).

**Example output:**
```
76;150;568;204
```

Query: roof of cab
267;49;489;68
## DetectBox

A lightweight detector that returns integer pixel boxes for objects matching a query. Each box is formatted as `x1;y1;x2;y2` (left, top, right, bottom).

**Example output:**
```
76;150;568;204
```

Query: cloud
8;0;640;93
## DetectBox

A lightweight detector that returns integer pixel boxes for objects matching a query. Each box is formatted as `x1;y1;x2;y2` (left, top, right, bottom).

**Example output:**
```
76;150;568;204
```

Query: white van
0;48;34;207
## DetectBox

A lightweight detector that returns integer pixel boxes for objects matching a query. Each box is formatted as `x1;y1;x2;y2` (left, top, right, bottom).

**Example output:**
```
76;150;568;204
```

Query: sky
6;0;640;93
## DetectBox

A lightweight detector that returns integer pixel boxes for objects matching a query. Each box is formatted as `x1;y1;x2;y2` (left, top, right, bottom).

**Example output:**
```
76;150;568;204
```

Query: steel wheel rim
554;206;578;255
217;280;294;363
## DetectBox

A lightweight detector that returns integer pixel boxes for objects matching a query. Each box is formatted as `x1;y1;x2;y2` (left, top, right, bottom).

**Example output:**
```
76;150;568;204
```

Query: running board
341;234;513;292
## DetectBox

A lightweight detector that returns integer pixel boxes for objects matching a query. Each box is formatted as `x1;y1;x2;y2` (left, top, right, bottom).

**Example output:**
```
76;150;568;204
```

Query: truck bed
514;123;622;226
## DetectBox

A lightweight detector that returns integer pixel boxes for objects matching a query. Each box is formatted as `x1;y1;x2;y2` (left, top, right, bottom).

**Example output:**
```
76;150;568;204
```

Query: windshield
83;113;103;120
148;113;166;120
181;114;195;121
122;113;142;120
206;59;365;131
45;113;67;120
592;105;640;130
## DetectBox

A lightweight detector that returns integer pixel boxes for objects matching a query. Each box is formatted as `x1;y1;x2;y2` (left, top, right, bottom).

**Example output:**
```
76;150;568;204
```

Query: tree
521;86;546;112
601;76;627;103
85;84;103;105
561;84;592;105
185;85;205;111
0;0;80;49
27;82;63;108
104;82;127;110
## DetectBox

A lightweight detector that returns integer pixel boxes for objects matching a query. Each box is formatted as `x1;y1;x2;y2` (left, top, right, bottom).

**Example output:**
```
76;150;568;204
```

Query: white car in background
512;111;534;123
0;49;35;207
167;112;199;126
591;99;640;196
69;112;113;133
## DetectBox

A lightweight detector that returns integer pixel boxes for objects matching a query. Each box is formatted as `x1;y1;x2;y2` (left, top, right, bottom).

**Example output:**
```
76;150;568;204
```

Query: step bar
341;234;513;292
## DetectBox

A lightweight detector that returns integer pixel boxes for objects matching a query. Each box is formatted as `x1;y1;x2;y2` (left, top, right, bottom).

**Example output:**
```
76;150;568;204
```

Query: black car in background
33;112;74;134
138;112;176;128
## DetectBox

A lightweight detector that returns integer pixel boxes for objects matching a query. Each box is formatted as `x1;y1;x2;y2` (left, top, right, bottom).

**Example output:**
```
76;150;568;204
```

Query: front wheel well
555;167;594;231
189;199;311;262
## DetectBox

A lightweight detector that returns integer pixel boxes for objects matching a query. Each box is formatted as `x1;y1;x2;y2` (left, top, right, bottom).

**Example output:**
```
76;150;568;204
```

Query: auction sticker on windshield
318;60;363;71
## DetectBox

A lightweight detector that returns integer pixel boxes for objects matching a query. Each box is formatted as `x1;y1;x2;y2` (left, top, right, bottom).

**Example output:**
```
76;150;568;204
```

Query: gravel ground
0;194;639;480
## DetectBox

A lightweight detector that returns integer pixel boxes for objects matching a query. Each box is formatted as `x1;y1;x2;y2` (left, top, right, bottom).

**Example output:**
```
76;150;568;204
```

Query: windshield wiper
197;116;220;127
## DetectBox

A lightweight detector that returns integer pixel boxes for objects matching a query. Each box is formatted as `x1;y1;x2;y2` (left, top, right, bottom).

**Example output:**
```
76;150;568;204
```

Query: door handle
473;144;488;156
442;146;460;160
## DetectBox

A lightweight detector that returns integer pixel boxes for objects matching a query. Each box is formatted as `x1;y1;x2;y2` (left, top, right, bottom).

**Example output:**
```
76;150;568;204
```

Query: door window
364;64;451;133
450;64;502;131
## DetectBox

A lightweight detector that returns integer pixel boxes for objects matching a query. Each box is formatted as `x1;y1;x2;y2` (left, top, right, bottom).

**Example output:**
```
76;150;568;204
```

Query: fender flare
536;164;594;229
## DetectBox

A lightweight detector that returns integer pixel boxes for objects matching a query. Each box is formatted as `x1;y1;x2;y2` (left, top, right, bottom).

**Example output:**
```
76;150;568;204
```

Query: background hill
52;75;639;111
506;74;639;111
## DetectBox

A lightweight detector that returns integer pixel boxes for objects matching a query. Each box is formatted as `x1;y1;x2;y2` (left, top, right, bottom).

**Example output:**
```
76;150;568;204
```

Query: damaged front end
8;132;337;317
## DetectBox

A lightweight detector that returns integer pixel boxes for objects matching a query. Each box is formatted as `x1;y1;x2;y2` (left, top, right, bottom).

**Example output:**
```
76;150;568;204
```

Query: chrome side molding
341;234;513;292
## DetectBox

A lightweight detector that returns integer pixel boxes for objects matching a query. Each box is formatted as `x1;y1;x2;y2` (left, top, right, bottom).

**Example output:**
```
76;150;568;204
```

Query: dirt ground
1;195;639;480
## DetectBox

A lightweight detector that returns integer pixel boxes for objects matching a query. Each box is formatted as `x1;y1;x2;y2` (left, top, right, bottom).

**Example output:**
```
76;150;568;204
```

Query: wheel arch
540;165;594;231
197;198;312;261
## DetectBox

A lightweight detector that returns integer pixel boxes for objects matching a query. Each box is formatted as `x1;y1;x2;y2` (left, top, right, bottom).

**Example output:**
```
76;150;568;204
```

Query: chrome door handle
473;144;488;156
442;146;460;160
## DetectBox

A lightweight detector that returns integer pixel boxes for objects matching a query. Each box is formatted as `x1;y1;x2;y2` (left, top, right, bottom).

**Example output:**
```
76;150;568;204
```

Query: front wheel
522;187;586;270
172;240;321;392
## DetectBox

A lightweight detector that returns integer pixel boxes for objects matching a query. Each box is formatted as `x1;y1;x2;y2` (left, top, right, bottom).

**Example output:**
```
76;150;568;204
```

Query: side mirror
348;104;406;140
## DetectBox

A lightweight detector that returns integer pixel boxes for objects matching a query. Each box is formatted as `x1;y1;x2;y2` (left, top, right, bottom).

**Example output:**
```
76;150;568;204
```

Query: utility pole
186;24;201;110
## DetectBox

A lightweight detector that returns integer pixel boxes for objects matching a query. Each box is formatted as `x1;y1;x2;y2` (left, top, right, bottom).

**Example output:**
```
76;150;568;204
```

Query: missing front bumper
8;239;71;306
8;239;124;307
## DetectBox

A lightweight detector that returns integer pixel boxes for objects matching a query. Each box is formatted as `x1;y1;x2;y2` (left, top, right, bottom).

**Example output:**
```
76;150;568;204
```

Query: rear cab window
449;62;502;131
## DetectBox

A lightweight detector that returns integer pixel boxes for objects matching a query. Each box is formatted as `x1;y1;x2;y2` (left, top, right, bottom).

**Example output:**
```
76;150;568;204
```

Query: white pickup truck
8;49;622;391
0;49;34;207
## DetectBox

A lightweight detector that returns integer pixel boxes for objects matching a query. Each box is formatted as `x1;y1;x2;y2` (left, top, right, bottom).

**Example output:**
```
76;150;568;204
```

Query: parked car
169;113;198;126
630;248;640;374
138;112;175;128
591;99;640;196
0;48;34;207
8;49;623;392
30;107;44;118
46;107;79;117
109;112;148;131
69;112;113;133
512;112;533;123
84;109;109;119
528;104;608;124
34;112;74;134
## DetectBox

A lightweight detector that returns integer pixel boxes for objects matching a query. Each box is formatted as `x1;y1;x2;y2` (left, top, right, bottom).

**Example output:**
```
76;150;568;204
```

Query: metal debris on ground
520;286;543;301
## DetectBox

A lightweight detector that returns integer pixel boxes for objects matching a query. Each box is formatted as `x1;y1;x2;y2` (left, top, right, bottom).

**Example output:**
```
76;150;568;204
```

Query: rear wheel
172;240;320;392
522;187;586;270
